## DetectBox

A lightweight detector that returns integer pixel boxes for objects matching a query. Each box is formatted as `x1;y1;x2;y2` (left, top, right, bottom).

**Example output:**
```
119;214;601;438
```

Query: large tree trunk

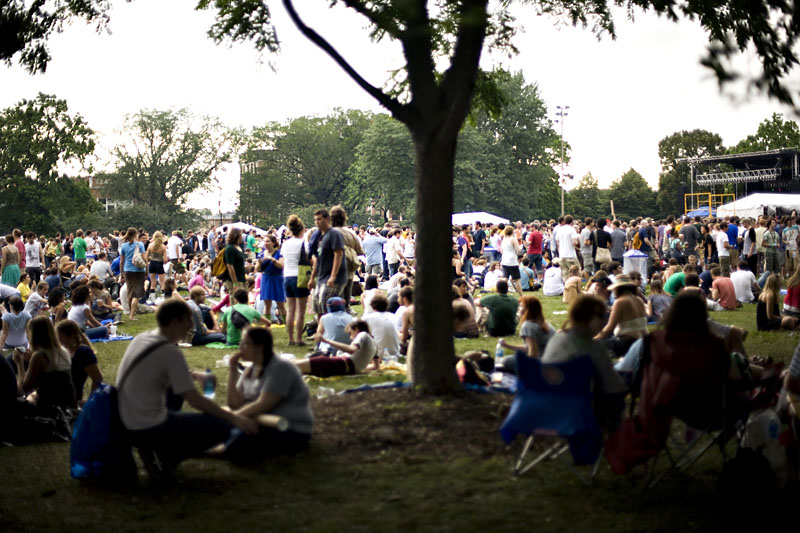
409;126;462;395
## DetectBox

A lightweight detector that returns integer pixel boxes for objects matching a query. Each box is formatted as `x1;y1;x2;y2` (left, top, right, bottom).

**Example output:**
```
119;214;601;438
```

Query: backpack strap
116;340;170;392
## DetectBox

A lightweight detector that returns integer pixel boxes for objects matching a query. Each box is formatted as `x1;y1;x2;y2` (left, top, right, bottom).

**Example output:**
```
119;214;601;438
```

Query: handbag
594;230;611;264
132;243;146;269
297;241;312;289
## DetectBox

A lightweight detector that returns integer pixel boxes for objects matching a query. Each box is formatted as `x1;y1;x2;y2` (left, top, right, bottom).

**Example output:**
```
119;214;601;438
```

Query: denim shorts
284;276;310;299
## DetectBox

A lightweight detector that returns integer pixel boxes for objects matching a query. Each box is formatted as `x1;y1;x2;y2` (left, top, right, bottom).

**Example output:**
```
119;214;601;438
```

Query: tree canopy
0;93;101;233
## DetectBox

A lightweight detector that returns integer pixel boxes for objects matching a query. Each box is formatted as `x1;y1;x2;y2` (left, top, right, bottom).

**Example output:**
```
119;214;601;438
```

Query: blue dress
260;250;285;302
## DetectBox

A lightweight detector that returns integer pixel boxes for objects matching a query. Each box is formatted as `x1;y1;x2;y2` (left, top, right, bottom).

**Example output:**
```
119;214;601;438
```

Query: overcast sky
1;0;795;213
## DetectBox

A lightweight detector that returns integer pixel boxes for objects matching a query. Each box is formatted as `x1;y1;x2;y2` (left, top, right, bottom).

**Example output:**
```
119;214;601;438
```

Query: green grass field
0;293;797;532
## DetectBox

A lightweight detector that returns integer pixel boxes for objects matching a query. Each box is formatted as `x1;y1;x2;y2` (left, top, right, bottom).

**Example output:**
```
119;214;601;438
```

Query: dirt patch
310;389;513;461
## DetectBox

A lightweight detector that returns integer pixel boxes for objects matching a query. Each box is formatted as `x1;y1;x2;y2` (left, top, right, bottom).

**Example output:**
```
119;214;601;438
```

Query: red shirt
527;231;543;255
14;239;25;269
712;277;737;310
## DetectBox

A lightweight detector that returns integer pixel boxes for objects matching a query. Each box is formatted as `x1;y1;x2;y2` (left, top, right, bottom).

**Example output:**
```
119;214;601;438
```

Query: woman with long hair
280;215;311;346
1;234;21;287
223;326;312;462
783;264;800;319
758;274;797;330
595;277;648;357
56;319;103;404
500;225;524;296
259;234;286;325
67;284;109;339
500;295;554;372
119;227;146;321
222;227;246;295
145;230;167;297
11;315;76;413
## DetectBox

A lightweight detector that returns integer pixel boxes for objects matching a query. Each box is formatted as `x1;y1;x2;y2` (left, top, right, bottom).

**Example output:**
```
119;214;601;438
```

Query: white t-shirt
280;237;307;277
346;331;377;371
394;305;407;330
116;330;195;431
363;311;401;357
716;232;730;257
385;237;402;264
730;269;756;302
23;291;47;316
556;225;578;258
543;267;564;296
25;242;41;268
167;235;183;260
483;269;500;290
500;237;518;266
68;304;91;328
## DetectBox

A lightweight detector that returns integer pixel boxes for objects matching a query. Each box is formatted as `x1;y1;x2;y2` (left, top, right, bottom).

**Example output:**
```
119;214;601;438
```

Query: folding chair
605;330;747;487
500;353;602;485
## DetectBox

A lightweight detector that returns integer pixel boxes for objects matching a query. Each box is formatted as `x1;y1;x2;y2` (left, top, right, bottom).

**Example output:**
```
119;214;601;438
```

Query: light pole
555;105;569;217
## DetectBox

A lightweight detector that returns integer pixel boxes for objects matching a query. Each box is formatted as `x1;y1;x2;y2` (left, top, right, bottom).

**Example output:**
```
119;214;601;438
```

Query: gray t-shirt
648;294;672;318
610;229;627;258
541;330;627;394
519;320;555;355
579;228;593;255
312;228;348;286
116;330;195;431
236;356;313;434
680;224;701;252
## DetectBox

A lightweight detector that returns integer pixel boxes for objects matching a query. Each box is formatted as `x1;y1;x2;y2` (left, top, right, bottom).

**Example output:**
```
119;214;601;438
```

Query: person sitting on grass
475;279;518;337
222;326;313;463
16;272;31;302
66;285;109;340
499;295;555;373
187;286;226;346
647;279;672;321
0;296;32;351
562;265;583;304
299;319;378;377
12;315;76;414
708;267;738;311
117;299;257;480
47;286;67;323
363;292;402;357
55;320;102;404
220;288;271;346
452;286;479;339
757;274;797;331
23;281;49;317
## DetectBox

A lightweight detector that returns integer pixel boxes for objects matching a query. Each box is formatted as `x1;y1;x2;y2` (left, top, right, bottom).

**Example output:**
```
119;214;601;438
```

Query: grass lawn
0;293;797;532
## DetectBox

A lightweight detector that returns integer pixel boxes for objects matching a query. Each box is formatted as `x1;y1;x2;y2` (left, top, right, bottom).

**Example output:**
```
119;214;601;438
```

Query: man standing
166;231;183;276
610;220;627;264
385;229;406;278
580;218;595;274
742;218;758;274
117;299;256;478
457;226;472;279
24;232;44;284
472;221;486;261
555;215;579;280
717;221;732;276
727;217;740;268
679;216;701;261
638;219;657;269
208;225;217;261
73;229;88;267
526;223;544;282
363;228;387;276
783;216;799;277
308;209;348;317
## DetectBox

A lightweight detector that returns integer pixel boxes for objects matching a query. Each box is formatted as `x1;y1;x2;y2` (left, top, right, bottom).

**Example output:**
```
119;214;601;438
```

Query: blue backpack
70;341;168;480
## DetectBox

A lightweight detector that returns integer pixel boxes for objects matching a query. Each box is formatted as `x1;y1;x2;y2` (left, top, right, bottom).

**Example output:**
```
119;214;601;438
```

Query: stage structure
678;148;800;213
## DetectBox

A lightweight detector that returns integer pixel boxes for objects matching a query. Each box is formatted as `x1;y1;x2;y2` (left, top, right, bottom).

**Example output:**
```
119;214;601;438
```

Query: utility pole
556;105;569;217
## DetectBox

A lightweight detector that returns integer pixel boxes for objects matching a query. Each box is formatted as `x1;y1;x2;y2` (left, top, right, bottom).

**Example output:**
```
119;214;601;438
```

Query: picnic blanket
91;335;133;343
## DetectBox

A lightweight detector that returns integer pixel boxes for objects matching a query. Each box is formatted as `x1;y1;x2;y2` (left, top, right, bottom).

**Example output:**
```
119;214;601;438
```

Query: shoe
138;448;174;483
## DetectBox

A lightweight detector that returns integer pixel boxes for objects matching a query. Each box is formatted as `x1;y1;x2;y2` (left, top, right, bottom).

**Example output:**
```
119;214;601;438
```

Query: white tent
623;249;649;280
451;211;510;226
716;193;800;219
229;221;268;236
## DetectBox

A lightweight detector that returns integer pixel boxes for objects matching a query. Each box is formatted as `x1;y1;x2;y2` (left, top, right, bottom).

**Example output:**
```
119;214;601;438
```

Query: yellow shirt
17;282;31;302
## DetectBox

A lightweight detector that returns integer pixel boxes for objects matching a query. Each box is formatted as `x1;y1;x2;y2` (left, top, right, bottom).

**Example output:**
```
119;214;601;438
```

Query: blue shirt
363;235;387;266
120;241;145;273
520;265;534;290
637;228;651;253
111;256;121;276
726;224;739;249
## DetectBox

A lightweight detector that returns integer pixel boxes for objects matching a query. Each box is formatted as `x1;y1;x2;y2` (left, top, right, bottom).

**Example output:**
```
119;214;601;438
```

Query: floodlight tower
555;105;570;217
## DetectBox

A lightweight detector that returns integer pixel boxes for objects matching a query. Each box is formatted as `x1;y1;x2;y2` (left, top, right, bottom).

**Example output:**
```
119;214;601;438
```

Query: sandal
296;341;307;347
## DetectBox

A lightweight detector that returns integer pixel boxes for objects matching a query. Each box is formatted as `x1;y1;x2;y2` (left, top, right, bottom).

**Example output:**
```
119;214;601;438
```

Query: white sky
1;0;796;212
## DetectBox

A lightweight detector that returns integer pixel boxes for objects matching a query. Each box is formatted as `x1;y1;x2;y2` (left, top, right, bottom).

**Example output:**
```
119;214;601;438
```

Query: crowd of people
3;205;800;483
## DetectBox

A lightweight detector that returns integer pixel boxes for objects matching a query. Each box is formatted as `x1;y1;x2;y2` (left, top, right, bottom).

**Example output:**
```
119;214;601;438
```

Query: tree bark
409;126;462;394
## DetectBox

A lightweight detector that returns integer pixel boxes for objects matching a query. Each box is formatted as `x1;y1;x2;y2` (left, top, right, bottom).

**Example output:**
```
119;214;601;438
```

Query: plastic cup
109;325;117;337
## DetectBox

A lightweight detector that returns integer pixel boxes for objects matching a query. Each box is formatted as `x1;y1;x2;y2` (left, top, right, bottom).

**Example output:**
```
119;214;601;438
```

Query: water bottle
203;368;216;399
495;340;504;370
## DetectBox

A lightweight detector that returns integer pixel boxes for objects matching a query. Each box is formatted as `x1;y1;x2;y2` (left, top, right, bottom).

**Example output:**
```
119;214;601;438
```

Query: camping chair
605;331;749;488
500;352;602;485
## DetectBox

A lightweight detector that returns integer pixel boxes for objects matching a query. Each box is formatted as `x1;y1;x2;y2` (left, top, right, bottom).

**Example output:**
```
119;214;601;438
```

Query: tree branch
282;0;406;119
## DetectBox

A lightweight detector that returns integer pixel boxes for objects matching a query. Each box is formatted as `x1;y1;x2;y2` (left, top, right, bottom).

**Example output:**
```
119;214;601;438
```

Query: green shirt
246;234;257;253
480;293;518;336
73;237;87;259
663;272;685;296
222;303;263;345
